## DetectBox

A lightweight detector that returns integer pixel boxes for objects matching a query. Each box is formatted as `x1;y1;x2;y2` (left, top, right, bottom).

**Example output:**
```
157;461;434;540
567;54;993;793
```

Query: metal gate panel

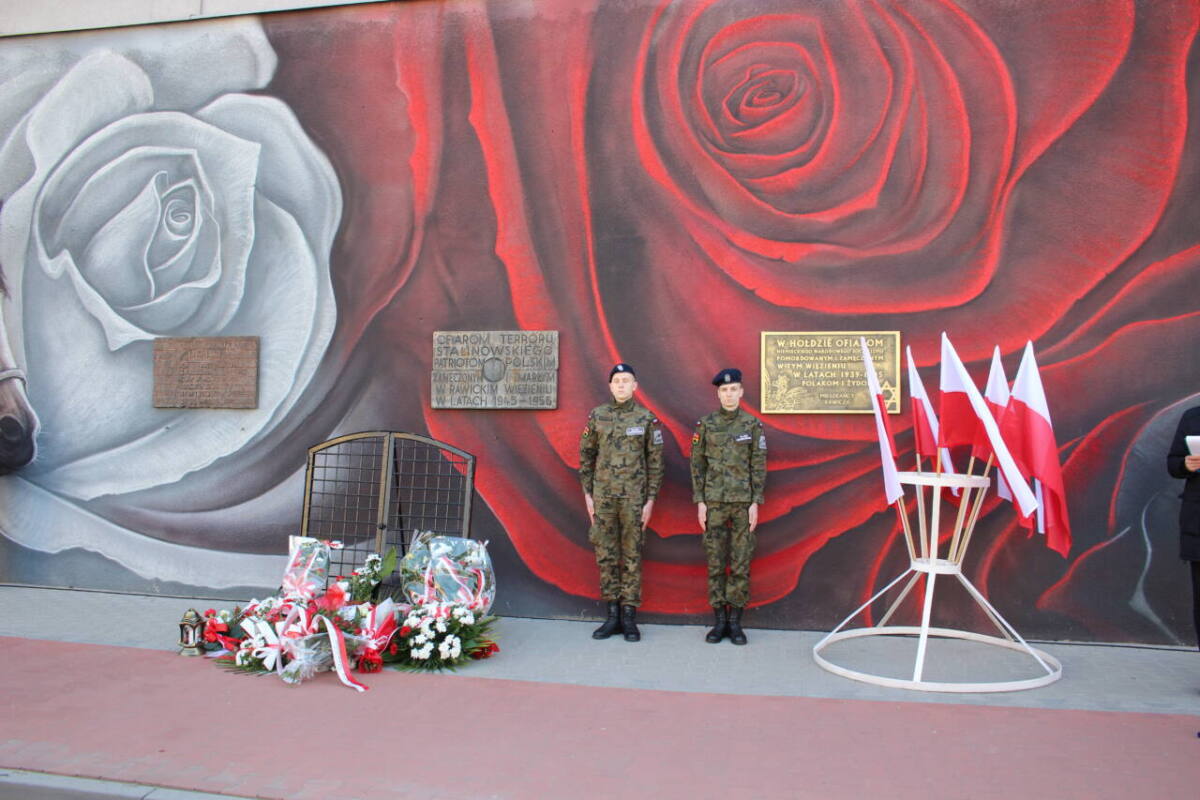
300;431;475;589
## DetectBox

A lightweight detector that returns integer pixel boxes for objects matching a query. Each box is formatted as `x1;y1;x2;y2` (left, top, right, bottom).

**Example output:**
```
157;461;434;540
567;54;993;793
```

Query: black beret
712;368;742;386
609;363;636;380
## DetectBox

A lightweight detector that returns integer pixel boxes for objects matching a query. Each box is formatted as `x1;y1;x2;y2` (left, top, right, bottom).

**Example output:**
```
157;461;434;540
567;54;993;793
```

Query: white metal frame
812;471;1063;693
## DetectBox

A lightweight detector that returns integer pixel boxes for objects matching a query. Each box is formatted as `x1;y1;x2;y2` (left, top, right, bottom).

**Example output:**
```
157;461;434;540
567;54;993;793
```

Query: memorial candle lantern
178;608;205;656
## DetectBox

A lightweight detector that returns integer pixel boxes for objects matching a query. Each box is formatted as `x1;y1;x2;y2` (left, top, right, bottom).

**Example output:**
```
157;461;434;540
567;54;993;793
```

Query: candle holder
178;608;205;656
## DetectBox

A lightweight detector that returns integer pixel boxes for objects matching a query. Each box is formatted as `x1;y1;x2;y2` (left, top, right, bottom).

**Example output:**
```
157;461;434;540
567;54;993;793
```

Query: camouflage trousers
588;495;645;607
703;502;755;608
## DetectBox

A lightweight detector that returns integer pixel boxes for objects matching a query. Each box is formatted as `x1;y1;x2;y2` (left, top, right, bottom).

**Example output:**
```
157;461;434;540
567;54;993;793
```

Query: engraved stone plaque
761;331;900;414
432;331;559;409
153;337;259;409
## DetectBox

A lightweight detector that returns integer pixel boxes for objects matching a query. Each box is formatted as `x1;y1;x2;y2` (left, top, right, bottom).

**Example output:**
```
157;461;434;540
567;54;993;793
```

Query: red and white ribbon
318;616;368;692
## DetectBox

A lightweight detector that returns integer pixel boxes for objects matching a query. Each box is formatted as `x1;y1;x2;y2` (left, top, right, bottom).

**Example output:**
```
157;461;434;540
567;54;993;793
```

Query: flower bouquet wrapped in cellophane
280;536;331;601
398;532;495;613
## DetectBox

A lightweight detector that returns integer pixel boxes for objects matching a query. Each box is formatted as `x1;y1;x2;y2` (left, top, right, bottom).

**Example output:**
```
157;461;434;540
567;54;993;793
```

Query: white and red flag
973;346;1013;501
861;337;903;505
907;345;955;473
972;346;1011;459
939;334;1038;518
999;342;1072;557
938;336;981;449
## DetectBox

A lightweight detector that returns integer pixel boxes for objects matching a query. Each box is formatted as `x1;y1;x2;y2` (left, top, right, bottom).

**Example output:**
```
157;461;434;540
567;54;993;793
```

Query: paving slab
1;586;1195;714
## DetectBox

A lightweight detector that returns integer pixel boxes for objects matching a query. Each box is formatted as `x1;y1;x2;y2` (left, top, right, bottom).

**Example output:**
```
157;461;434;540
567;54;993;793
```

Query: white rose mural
0;20;340;587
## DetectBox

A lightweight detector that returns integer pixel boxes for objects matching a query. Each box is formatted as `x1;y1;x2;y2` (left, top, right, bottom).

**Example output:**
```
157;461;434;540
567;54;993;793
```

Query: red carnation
357;649;383;673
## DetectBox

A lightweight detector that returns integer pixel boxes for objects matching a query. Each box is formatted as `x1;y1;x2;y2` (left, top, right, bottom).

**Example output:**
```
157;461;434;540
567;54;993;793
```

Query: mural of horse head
0;260;38;474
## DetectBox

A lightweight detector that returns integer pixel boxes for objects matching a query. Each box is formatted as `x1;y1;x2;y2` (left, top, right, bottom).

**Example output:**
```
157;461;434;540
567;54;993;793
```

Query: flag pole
914;455;928;559
947;454;978;560
895;496;916;562
955;455;995;563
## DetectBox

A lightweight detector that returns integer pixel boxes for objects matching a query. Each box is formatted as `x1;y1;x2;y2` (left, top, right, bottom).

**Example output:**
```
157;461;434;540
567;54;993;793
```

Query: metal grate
300;431;475;588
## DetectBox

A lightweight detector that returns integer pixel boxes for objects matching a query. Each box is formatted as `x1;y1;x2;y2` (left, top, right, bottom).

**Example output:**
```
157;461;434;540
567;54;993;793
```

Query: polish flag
907;346;956;473
939;334;1038;517
999;343;1071;557
861;337;903;505
972;347;1010;458
938;337;981;449
973;347;1013;500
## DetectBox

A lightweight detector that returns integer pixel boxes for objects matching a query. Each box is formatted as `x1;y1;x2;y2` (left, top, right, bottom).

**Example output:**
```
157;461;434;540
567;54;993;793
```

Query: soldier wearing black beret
690;368;766;645
579;363;665;642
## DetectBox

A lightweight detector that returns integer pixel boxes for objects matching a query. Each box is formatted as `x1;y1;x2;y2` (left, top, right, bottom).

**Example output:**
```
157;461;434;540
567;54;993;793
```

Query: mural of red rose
263;0;1199;638
2;0;1198;643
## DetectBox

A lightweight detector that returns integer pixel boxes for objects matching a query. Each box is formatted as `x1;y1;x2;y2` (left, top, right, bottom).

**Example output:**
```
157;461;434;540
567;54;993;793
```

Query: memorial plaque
432;331;558;409
760;331;900;414
153;336;259;409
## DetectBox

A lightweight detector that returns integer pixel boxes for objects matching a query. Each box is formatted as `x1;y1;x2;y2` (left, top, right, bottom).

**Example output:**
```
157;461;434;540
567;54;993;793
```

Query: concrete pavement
1;585;1198;799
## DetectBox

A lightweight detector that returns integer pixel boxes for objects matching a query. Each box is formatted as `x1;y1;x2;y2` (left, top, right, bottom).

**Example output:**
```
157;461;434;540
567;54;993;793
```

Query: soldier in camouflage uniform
690;368;766;645
579;363;665;642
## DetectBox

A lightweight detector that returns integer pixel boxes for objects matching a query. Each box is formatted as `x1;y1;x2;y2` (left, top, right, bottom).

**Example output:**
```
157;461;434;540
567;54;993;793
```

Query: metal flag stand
812;470;1062;692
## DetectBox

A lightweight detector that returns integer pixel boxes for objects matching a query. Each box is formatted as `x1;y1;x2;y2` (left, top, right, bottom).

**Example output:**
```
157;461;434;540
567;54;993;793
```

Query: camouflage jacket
690;407;766;504
579;399;665;501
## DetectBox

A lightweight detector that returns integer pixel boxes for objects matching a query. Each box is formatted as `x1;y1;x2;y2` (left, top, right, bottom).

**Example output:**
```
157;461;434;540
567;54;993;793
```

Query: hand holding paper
1185;436;1200;472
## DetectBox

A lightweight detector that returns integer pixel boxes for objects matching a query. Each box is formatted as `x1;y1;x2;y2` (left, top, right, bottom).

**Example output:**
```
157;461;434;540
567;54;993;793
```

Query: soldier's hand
1186;455;1200;473
697;502;707;529
641;499;655;528
748;503;759;532
584;492;595;524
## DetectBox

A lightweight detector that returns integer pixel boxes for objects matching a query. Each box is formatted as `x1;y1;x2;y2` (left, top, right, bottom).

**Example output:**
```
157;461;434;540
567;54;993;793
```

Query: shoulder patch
653;429;663;445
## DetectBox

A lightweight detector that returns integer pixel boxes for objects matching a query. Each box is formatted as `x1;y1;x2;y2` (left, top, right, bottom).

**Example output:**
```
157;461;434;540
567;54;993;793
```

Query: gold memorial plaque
153;336;259;409
760;331;900;414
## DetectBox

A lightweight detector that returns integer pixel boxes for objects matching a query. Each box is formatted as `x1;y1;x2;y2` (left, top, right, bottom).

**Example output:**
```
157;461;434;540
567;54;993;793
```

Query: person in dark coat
1166;405;1200;650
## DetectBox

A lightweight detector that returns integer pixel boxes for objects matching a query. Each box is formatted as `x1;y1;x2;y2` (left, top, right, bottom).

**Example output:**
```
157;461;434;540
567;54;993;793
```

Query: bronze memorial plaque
153;336;259;409
760;331;901;414
432;331;559;409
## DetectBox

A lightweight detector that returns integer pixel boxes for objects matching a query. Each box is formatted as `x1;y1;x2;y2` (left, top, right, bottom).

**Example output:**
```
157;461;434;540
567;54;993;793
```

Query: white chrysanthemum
435;620;447;633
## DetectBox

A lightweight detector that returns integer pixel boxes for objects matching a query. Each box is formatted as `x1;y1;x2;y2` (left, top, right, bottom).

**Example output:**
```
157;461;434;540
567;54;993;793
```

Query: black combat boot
592;601;622;639
621;605;641;642
705;605;729;643
728;606;747;645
